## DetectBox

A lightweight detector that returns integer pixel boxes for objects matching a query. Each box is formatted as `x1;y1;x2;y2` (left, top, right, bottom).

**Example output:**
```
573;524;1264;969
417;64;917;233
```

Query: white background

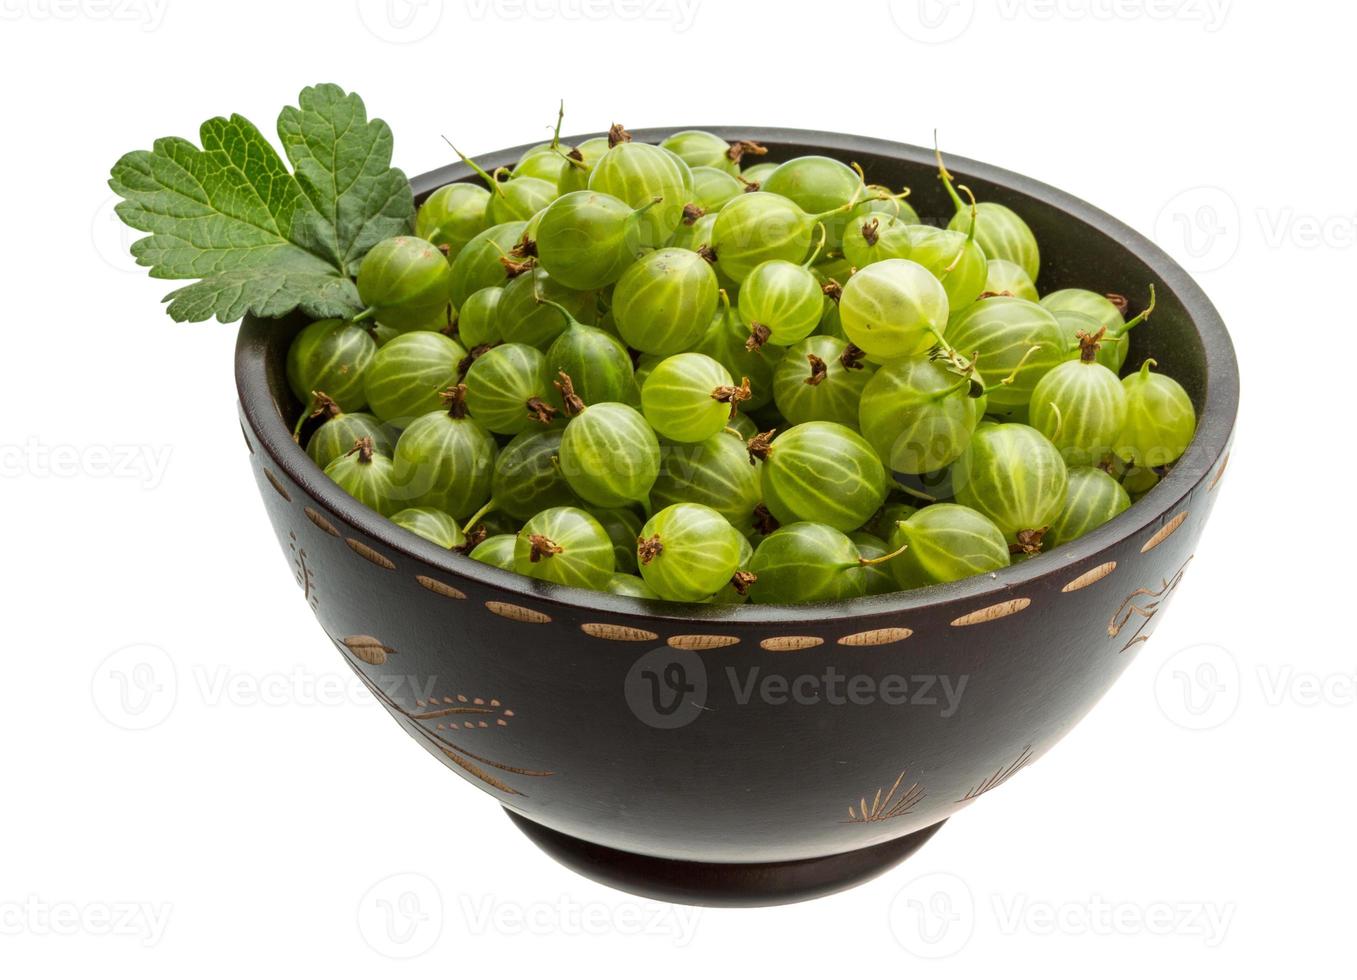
1;0;1350;974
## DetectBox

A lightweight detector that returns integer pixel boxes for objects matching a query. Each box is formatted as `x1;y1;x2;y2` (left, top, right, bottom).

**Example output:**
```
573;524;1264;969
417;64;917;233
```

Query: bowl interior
238;127;1237;623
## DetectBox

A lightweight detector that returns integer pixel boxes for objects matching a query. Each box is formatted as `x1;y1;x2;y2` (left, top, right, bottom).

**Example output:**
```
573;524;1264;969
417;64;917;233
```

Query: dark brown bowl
235;127;1237;907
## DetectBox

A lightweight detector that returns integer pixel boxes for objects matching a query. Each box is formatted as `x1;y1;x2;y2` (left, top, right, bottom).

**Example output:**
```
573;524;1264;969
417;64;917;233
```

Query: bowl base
504;809;947;907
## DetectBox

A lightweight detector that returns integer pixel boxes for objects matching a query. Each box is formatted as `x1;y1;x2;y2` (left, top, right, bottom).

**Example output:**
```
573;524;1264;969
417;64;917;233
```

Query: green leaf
108;84;415;324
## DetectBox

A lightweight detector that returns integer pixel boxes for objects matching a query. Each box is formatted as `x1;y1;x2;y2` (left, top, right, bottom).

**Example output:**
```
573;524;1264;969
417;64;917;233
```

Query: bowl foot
503;809;947;907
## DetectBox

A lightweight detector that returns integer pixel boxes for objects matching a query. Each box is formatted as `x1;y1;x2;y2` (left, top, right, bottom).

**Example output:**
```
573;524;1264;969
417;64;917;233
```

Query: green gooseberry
741;161;778;184
463;427;581;529
908;224;988;312
1040;288;1126;334
535;190;651;290
607;572;659;599
772;335;875;428
363;330;465;427
305;404;394;470
689;166;744;212
355;236;454;333
953;423;1068;547
853;191;922;225
945;295;1067;420
514;506;614;590
390;507;467;550
1115;359;1196;468
1029;329;1129;466
557;381;661;508
864;500;919;540
454;286;503;348
593;507;644;574
760;155;863;251
323;437;399;517
286;318;377;423
637;503;745;601
938;154;1040;279
540;302;638;409
737;226;829;348
469;533;517;571
612;247;719;355
747;522;874;605
462;342;554;435
651;430;762;536
842;211;914;269
588;135;693;247
858;355;986;475
751;421;889;532
415;182;491;262
710;191;849;283
495;265;596;349
1045;466;1131;549
983;259;1039;302
1062;286;1157;374
641;352;745;443
449;221;528;308
886;503;1011;589
660;130;761;175
556;135;611;195
390;385;498;519
692;290;784;411
706;535;757;604
838;258;950;360
453;145;557;225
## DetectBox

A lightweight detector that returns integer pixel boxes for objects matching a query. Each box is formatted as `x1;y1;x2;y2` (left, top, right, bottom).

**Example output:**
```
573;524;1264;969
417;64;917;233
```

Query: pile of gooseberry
287;120;1197;605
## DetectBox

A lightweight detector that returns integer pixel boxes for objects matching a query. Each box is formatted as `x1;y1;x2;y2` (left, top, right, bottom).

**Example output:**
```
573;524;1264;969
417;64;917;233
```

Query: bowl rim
236;125;1238;626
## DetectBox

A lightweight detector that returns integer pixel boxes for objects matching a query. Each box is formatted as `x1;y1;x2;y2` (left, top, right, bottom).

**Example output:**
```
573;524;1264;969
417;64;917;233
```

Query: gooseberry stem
994;345;1043;389
444;138;502;196
934;135;967;215
854;540;911;568
461;498;499;535
802;223;828;268
1121;284;1158;332
942;184;979;275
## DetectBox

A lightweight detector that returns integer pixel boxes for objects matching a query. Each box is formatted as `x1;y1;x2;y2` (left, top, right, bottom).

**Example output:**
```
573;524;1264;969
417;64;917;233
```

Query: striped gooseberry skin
637;503;744;602
535;190;646;290
710;192;815;283
857;356;985;475
463;343;551;435
747;522;866;605
757;421;889;533
415;183;490;262
1054;310;1126;373
448;221;527;307
772;335;876;428
692;299;783;410
512;143;570;186
760;155;861;250
948;201;1041;280
850;531;898;597
689;167;744;211
306;412;393;470
455;286;503;348
468;533;517;571
946;295;1067;420
741;161;778;183
286;319;377;412
558;402;661;508
1040;288;1126;332
853;193;922;225
588;141;692;247
612;248;719;356
650;431;762;536
390;404;498;520
497;266;596;350
544;320;638;410
356;236;454;332
838;258;950;360
952;423;1068;543
390;506;467;550
706;535;756;604
886;503;1011;590
983;258;1039;302
738;258;823;347
1115;360;1197;468
607;573;659;599
323;446;400;517
659;131;742;175
907;225;988;311
513;506;615;590
1029;356;1128;466
1043;290;1130;372
363;331;464;427
489;428;581;522
842;212;914;269
1045;466;1131;549
486;174;557;225
640;352;735;443
593;507;644;574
